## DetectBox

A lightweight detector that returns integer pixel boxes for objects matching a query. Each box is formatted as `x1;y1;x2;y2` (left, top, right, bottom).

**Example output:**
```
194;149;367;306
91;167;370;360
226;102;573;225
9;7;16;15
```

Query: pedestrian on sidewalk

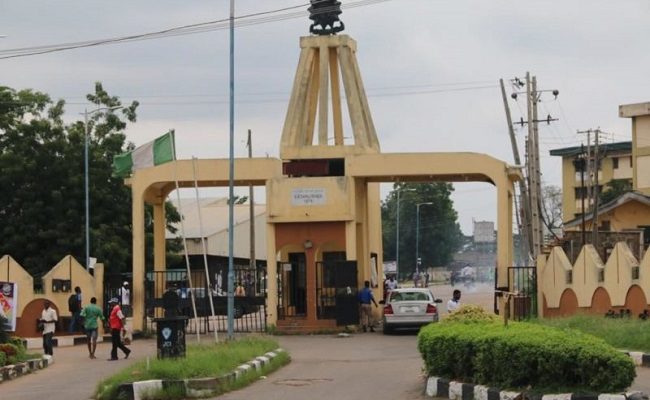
118;281;131;317
107;297;131;361
358;280;378;332
68;286;82;333
80;297;105;359
40;301;57;356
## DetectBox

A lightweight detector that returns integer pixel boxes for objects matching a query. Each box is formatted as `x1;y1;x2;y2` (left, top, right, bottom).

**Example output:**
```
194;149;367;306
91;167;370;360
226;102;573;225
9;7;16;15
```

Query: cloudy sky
1;0;649;234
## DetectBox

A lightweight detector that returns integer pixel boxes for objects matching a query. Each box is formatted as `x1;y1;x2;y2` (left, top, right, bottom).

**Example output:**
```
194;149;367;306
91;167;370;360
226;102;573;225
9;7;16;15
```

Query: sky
1;0;649;235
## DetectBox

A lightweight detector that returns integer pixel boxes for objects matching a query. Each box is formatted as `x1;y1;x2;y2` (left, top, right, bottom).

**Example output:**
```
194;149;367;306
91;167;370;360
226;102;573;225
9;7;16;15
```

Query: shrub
418;321;635;393
444;305;498;323
0;343;19;357
0;350;6;367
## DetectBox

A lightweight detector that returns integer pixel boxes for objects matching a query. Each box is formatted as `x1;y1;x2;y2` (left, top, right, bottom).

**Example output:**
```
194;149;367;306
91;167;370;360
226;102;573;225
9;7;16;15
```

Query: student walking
107;298;131;361
80;297;105;359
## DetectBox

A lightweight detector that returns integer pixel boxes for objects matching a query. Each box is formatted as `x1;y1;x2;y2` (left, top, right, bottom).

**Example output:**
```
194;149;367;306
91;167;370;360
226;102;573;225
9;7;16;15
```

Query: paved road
1;338;157;400
214;332;428;400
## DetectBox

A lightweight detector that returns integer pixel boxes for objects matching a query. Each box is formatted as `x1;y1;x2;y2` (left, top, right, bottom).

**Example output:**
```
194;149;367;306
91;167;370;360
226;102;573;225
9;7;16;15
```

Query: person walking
358;280;378;332
447;289;461;313
107;298;130;361
80;297;105;359
385;275;398;301
68;286;82;333
40;301;58;356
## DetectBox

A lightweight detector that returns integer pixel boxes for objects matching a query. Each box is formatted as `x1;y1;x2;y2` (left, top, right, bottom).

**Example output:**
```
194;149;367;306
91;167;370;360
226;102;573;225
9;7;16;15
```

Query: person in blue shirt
358;280;378;332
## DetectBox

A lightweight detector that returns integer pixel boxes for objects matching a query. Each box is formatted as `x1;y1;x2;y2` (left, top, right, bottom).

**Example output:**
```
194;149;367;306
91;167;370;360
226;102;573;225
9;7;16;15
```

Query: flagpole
170;133;201;344
227;0;236;340
191;157;219;343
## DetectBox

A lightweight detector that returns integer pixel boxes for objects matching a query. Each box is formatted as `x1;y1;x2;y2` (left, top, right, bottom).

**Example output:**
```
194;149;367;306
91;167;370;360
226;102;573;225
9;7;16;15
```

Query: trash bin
154;316;187;359
154;289;188;359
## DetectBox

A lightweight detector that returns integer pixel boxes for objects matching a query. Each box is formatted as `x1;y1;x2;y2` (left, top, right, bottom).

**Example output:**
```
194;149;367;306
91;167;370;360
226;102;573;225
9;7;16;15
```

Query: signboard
0;281;17;331
291;188;326;206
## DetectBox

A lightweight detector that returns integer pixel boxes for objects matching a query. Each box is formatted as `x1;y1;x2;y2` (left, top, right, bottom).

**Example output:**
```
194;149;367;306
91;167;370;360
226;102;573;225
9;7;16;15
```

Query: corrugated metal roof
549;141;632;157
165;197;266;239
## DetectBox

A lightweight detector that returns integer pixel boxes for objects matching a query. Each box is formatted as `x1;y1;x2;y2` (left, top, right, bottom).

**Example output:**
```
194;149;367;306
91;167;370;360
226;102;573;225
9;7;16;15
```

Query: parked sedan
381;288;442;334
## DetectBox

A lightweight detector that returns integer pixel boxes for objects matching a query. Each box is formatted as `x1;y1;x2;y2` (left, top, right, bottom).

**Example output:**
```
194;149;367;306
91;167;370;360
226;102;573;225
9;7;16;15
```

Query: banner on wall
0;281;17;332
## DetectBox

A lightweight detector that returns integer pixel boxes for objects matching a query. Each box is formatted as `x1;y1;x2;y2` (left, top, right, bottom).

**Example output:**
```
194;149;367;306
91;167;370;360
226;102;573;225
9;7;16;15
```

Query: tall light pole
415;202;433;275
82;105;122;270
226;0;236;340
395;187;415;281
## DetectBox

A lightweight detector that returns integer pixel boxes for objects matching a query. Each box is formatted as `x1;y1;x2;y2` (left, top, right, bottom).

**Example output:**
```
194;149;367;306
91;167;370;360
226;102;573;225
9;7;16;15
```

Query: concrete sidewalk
1;338;157;400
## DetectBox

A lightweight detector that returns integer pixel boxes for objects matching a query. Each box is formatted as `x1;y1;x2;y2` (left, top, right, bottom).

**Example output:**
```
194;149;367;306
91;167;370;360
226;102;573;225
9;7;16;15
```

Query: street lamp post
82;106;123;270
395;187;415;281
415;202;433;276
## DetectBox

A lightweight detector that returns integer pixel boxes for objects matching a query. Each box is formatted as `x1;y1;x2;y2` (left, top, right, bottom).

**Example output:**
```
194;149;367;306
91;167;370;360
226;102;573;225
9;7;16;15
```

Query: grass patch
95;336;285;400
534;314;650;353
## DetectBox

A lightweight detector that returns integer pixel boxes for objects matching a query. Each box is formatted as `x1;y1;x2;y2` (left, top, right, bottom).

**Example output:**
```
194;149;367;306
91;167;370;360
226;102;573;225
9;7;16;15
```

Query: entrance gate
144;268;267;334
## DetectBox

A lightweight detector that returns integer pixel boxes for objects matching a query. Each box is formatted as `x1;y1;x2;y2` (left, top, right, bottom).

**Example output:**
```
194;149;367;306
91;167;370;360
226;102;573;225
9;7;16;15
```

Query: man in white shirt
447;289;461;313
118;281;131;316
40;301;58;356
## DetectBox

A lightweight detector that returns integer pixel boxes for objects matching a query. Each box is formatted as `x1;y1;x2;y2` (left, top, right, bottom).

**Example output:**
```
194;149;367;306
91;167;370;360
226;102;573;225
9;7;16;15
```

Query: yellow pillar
496;181;514;289
153;202;166;271
132;186;146;332
266;223;277;325
153;201;167;319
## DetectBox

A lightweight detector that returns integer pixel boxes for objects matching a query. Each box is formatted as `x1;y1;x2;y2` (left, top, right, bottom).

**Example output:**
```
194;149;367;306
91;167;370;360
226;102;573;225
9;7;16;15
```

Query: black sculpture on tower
308;0;344;35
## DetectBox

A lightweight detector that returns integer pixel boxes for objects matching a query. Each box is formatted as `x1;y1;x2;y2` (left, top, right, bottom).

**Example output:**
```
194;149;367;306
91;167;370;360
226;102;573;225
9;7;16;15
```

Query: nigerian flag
112;131;176;178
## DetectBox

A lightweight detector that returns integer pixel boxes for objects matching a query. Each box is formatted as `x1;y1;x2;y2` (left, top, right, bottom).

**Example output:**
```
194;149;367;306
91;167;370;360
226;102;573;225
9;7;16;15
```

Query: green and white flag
112;131;176;178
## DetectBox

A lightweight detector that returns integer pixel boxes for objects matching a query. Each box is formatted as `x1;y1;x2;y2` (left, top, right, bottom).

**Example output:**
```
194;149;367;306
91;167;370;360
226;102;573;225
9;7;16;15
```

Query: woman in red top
108;298;131;361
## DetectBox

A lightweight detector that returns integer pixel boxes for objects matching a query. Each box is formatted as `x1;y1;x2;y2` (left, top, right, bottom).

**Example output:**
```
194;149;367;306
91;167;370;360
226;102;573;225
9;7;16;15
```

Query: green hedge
417;321;635;393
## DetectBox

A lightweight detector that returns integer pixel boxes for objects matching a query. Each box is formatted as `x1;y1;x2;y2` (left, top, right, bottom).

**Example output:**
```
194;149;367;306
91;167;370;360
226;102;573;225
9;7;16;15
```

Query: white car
381;288;442;334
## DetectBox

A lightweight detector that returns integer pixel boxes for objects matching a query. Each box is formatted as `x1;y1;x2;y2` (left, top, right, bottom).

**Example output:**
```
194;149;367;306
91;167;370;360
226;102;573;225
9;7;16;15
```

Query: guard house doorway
285;252;307;316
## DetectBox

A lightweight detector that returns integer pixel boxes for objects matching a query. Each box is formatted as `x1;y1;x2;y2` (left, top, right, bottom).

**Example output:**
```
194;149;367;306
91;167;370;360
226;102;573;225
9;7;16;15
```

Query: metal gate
144;267;267;334
507;266;537;320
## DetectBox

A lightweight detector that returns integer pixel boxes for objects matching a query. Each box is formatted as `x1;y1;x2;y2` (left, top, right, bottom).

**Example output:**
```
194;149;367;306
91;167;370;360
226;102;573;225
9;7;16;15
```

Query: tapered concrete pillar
131;185;146;332
266;223;277;325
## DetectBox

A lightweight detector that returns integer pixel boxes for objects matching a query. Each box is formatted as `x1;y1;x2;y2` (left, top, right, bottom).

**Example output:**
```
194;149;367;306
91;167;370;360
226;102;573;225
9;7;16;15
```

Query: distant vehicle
381;288;442;334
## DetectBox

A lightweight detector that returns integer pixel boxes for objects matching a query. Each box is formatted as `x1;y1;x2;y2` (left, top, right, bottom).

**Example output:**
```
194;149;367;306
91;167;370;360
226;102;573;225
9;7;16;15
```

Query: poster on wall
0;281;18;331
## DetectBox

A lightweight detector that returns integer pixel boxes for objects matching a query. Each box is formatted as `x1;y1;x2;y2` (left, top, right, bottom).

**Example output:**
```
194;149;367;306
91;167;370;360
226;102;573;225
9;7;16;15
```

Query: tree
0;83;179;277
381;182;463;277
599;179;632;205
541;184;563;235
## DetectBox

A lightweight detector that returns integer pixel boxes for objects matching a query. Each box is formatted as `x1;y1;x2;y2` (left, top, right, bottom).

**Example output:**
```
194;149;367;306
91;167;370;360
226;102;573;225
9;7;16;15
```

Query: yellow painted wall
42;255;102;318
0;255;34;316
541;242;650;315
266;176;355;223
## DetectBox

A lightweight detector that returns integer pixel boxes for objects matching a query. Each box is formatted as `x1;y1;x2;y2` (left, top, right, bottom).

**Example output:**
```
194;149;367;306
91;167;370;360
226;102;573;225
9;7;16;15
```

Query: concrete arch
591;287;612;315
15;298;60;338
624;284;647;316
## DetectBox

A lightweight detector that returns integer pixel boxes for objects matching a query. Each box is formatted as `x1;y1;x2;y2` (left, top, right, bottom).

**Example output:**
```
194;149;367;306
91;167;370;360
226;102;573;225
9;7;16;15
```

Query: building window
566;270;573;284
598;270;604;282
632;267;640;280
613;157;619;169
630;156;633;167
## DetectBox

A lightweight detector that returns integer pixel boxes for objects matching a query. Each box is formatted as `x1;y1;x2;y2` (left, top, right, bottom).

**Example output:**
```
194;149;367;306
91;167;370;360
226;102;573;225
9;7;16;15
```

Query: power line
0;0;392;60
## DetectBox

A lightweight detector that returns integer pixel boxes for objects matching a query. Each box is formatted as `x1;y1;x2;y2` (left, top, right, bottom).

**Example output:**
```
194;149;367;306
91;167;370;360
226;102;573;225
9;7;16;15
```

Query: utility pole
577;128;604;247
526;72;542;259
592;130;600;248
247;129;256;280
511;73;558;260
500;78;530;264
